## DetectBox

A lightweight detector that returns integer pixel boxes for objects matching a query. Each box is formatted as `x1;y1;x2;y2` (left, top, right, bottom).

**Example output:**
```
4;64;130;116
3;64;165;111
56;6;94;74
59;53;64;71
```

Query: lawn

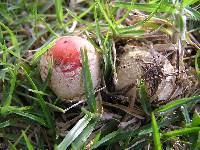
0;0;200;149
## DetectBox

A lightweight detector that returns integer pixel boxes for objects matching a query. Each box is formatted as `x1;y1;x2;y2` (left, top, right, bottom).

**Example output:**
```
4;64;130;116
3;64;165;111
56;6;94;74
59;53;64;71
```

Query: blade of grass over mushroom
0;21;19;56
22;131;34;150
71;118;98;149
163;127;200;138
151;112;162;150
56;115;92;150
154;95;200;113
31;39;56;65
139;81;152;116
20;66;54;130
54;0;64;26
112;2;176;13
81;48;96;113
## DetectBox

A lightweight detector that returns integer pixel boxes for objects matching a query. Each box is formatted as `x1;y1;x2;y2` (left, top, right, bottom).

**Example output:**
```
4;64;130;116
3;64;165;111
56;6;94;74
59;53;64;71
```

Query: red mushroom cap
49;37;82;73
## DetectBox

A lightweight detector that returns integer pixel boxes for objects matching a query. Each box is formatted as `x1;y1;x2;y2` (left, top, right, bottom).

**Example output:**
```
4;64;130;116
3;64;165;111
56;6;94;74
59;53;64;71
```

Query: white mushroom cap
116;47;176;102
40;36;100;101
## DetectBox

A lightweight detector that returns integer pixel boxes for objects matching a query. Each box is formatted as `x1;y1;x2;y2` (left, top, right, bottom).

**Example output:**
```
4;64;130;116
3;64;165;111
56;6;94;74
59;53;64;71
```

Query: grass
0;0;200;149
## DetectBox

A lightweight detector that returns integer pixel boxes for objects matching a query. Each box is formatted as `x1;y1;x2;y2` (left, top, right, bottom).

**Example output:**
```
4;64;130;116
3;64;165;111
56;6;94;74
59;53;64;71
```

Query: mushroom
116;44;178;103
39;36;100;101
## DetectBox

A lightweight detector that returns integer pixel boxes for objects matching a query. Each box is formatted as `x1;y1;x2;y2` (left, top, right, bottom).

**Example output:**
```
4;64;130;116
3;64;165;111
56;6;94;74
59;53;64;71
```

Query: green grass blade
56;115;92;150
151;113;162;150
28;89;48;95
1;43;8;64
20;66;54;130
71;119;98;149
91;132;101;147
91;130;119;149
94;5;103;49
96;0;117;33
80;48;96;113
155;95;200;113
180;105;190;125
0;5;13;23
139;81;152;115
4;68;17;106
39;17;59;37
66;8;92;26
175;14;186;40
189;111;200;149
8;142;18;150
0;26;3;43
195;49;200;78
112;2;176;13
163;127;200;138
31;39;56;65
0;106;47;126
0;21;19;56
54;0;64;26
64;3;95;28
134;0;165;28
0;120;14;128
16;91;66;113
22;131;34;150
0;106;32;115
14;111;47;127
192;111;200;127
186;7;200;21
118;25;145;34
182;0;199;8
